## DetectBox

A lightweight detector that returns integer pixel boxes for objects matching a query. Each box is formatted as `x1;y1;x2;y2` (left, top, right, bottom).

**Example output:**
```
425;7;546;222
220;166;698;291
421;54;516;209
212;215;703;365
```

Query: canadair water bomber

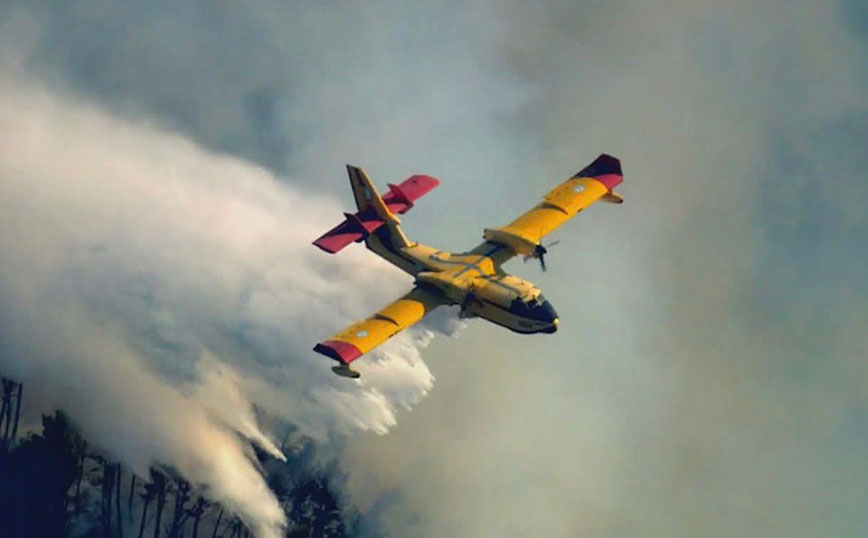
313;154;624;378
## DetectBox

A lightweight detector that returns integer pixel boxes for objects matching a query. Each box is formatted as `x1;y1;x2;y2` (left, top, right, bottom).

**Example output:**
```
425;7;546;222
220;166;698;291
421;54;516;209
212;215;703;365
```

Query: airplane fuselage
375;239;560;335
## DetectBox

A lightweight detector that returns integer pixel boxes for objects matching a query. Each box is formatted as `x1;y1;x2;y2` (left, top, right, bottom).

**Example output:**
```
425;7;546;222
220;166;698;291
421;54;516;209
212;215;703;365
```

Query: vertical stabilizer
348;166;397;222
346;165;412;251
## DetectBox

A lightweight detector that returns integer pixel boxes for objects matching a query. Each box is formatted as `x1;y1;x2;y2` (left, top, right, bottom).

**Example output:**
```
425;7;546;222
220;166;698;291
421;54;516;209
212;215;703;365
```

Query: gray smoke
0;74;452;537
0;1;865;537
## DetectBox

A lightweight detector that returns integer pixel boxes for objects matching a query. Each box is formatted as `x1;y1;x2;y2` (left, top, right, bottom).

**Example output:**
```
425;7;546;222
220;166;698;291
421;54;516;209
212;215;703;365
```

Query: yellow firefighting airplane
313;154;624;378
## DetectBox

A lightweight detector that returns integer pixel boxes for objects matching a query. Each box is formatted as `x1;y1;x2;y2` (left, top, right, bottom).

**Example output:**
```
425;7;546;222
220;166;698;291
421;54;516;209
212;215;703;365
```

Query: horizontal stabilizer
383;174;440;214
312;209;385;253
312;173;440;254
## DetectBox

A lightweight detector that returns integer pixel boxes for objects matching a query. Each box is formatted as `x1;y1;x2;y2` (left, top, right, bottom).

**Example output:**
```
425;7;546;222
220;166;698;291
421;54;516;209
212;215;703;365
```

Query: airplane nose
542;318;559;334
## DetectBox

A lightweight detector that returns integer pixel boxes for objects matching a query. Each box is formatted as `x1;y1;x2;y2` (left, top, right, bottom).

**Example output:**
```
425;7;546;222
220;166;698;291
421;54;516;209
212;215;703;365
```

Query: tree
150;470;170;538
116;463;124;538
98;456;117;537
187;496;210;538
166;478;191;538
138;481;157;538
0;411;85;538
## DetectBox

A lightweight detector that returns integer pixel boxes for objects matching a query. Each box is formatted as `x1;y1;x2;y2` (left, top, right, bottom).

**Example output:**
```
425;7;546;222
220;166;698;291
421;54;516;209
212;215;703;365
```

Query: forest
0;378;355;538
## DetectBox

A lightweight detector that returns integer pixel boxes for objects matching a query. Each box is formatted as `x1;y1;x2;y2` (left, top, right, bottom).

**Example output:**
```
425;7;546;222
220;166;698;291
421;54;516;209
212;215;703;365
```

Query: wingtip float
312;154;624;378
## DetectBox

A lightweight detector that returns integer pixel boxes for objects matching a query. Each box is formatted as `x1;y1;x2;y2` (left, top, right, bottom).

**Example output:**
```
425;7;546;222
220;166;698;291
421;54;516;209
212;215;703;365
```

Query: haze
0;1;865;537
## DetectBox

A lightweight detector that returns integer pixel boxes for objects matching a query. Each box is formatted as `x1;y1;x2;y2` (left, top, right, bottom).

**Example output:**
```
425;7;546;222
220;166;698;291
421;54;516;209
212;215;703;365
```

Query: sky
0;1;865;537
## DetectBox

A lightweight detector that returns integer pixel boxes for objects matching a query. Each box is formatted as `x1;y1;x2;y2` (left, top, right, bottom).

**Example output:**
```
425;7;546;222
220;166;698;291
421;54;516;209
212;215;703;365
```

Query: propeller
523;239;560;272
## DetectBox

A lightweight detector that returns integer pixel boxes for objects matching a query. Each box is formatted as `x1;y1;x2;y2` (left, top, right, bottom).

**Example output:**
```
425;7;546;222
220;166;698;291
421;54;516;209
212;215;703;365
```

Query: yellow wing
314;286;447;367
479;154;623;262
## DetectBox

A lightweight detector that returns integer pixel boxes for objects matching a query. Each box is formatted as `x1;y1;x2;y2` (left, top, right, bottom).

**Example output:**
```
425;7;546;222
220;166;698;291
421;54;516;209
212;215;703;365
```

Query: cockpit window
510;298;529;315
510;295;557;322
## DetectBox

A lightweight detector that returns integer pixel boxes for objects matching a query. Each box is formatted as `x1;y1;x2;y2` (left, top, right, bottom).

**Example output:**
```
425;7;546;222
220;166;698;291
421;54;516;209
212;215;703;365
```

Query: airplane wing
314;286;448;369
476;154;623;263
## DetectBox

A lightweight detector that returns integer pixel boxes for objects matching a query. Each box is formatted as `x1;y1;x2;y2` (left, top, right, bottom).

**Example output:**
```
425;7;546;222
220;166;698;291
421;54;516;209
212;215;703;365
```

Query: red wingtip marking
574;154;623;191
594;173;623;191
314;340;363;364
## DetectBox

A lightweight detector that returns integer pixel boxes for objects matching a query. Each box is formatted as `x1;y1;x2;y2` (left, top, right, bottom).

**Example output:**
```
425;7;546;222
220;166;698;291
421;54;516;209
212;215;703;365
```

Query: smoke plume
0;75;450;537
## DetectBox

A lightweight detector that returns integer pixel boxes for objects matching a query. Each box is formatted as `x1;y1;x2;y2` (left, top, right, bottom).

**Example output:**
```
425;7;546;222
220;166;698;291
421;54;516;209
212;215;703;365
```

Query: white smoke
0;75;453;537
